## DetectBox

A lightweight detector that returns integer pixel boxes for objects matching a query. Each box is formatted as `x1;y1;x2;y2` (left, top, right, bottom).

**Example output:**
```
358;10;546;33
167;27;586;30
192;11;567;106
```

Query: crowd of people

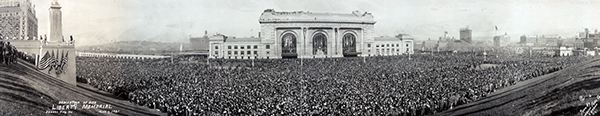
0;41;34;65
76;52;592;115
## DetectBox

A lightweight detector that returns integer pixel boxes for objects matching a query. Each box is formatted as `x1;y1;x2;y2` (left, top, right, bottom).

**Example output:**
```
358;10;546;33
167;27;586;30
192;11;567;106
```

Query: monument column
40;0;76;85
49;0;62;42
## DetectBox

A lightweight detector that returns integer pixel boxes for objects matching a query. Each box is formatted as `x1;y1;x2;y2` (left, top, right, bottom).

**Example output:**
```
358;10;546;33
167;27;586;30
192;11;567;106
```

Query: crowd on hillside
76;53;592;115
0;41;35;65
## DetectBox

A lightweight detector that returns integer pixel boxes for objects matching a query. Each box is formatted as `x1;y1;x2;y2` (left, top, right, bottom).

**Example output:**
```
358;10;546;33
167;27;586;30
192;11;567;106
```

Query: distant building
581;28;600;39
518;35;559;47
558;38;583;48
558;47;573;56
372;36;413;56
493;33;510;47
208;9;413;59
439;31;454;41
580;28;600;51
209;35;262;59
540;35;560;47
189;35;209;52
520;35;537;46
460;28;472;43
418;39;438;52
0;0;37;40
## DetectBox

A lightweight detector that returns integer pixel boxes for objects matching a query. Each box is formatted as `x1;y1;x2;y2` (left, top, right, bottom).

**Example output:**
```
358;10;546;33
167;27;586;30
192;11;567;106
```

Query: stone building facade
0;0;37;40
190;36;209;51
459;28;472;43
372;36;414;56
209;9;413;59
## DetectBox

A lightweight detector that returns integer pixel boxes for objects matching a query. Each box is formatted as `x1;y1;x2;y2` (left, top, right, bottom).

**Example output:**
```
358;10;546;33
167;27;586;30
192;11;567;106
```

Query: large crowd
76;52;592;115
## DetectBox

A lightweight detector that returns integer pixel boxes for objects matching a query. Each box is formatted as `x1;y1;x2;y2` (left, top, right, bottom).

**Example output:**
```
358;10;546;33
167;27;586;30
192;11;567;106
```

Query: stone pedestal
38;42;76;85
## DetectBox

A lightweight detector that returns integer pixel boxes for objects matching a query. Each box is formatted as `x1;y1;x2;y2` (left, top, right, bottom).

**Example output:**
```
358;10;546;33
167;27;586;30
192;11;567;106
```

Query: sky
30;0;600;47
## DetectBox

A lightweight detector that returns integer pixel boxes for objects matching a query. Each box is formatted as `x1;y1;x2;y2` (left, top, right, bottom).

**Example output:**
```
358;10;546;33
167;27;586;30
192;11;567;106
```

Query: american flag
55;51;63;74
56;51;68;74
37;51;54;70
62;51;68;72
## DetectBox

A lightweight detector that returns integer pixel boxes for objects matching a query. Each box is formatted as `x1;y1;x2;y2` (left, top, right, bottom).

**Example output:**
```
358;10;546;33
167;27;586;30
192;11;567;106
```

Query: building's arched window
281;33;296;54
313;33;327;55
342;33;356;54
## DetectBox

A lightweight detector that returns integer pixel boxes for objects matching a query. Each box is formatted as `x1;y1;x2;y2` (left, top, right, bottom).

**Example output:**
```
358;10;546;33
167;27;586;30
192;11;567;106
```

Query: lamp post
363;53;366;63
408;51;411;60
207;55;210;65
252;54;257;68
483;50;487;61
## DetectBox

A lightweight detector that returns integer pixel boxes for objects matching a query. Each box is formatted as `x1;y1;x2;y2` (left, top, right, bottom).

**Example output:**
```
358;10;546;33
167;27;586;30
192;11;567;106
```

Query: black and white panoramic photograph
1;0;600;115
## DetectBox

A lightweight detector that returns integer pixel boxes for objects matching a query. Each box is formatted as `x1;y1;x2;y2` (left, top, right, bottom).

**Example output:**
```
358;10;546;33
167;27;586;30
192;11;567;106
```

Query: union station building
208;9;413;59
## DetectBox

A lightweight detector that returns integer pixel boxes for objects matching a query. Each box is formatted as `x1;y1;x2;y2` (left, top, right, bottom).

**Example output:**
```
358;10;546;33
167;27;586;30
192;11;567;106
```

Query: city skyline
29;0;600;47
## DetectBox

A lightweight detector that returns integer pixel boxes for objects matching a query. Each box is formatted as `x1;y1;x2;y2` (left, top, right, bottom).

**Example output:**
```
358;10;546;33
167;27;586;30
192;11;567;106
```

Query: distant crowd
77;52;592;115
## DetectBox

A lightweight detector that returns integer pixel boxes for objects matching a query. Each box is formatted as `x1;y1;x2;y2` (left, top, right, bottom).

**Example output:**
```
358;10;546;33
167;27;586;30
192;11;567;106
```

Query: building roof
540;35;560;38
422;40;437;48
190;36;208;41
0;0;33;8
374;36;401;41
208;34;226;41
521;35;539;38
401;35;415;40
460;28;471;32
224;36;261;43
259;9;375;24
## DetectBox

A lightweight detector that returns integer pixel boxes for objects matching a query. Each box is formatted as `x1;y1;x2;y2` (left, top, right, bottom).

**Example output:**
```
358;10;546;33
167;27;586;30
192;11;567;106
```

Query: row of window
218;43;410;50
219;44;409;49
374;43;409;48
224;45;271;50
376;48;411;52
0;12;22;16
224;51;267;55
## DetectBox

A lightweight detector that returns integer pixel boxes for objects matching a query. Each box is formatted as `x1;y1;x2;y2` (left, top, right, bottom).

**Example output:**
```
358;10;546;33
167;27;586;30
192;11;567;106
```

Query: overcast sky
31;0;600;47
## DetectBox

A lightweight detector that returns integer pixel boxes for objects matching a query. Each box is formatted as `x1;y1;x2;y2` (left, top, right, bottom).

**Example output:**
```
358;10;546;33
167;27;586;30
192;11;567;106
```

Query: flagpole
495;26;498;37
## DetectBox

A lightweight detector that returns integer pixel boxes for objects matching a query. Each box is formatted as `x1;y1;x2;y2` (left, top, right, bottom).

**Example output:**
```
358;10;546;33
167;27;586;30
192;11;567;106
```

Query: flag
37;51;54;70
59;51;68;73
63;51;68;66
55;50;65;74
495;26;498;31
48;50;58;73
